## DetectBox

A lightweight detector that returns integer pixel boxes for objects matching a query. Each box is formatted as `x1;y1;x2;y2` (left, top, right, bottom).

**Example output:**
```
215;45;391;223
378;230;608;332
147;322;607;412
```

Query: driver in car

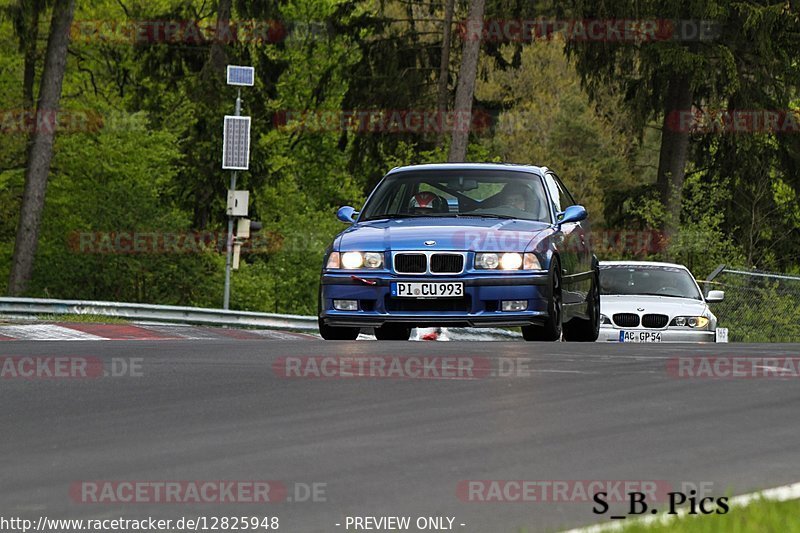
497;183;533;212
409;191;447;214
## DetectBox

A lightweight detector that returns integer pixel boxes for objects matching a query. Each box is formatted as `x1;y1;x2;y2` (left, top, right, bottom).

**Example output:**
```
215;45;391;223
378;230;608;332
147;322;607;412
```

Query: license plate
391;282;463;298
619;331;662;343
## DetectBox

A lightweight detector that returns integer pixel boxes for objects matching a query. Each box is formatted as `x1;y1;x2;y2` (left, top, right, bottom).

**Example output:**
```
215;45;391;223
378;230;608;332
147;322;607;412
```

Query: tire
522;263;562;342
318;317;359;340
563;268;600;342
374;324;412;341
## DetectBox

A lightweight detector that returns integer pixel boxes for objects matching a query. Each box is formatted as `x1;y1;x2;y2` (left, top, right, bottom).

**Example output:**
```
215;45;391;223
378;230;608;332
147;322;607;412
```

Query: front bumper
597;327;716;343
320;272;550;328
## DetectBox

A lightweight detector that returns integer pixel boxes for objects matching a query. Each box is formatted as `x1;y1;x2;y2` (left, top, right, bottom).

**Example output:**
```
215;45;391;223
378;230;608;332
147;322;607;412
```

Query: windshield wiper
360;214;424;221
455;213;516;219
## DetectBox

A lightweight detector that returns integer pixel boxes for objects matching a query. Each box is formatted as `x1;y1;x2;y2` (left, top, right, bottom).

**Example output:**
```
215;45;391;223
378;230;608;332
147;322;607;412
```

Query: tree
8;0;75;295
3;0;47;111
436;0;455;146
656;74;692;236
448;0;485;162
476;42;649;225
564;0;736;238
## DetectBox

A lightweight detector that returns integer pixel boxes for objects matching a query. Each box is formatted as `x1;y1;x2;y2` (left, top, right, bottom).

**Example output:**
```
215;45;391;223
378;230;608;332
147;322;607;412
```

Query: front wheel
374;324;412;341
562;268;600;342
522;264;562;342
318;318;359;340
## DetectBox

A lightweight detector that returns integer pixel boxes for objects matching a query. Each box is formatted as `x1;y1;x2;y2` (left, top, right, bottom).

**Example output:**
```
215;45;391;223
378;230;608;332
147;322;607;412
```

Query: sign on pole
222;116;251;170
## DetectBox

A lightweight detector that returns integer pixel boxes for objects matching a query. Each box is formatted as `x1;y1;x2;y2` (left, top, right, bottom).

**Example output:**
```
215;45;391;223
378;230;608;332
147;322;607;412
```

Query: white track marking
247;329;311;340
136;324;221;340
560;481;800;533
0;322;314;341
0;324;106;341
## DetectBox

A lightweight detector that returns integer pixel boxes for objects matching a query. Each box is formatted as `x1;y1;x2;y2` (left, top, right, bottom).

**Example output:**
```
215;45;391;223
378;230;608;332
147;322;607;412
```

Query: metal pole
722;269;800;282
223;89;242;310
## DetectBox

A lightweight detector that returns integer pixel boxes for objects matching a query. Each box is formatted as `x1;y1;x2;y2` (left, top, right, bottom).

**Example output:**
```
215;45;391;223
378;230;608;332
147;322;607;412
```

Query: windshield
359;169;551;222
599;265;703;300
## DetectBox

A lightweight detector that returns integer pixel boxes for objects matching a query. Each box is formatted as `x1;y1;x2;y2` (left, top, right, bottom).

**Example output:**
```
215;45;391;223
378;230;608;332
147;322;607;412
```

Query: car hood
336;217;551;251
600;294;709;317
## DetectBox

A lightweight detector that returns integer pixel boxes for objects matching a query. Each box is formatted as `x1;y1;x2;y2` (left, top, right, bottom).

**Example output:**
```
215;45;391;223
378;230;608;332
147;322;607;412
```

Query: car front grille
393;252;465;274
430;254;463;274
641;314;669;328
394;253;427;274
613;313;640;327
386;295;470;312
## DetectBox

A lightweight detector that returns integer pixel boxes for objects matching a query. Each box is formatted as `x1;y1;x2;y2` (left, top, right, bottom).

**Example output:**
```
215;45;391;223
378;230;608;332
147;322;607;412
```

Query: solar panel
222;116;251;170
226;65;255;86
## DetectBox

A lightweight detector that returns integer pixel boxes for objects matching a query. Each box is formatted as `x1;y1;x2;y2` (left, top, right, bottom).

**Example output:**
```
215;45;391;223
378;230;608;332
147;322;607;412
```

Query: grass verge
35;314;129;324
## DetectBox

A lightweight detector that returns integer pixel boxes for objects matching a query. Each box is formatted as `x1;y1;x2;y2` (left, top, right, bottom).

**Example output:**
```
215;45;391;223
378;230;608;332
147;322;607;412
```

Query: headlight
671;316;710;329
363;252;383;268
600;314;611;325
476;252;541;270
329;252;383;269
341;251;364;269
476;253;499;269
500;252;523;270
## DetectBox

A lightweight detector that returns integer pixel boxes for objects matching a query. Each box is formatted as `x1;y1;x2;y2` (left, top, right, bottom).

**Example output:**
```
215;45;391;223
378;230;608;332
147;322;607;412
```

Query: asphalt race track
3;339;800;532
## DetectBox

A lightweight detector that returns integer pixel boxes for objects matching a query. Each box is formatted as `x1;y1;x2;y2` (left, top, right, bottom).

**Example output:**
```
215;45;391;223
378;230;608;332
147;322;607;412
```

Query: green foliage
25;113;226;305
477;42;650;225
1;0;799;332
36;314;130;323
711;282;800;342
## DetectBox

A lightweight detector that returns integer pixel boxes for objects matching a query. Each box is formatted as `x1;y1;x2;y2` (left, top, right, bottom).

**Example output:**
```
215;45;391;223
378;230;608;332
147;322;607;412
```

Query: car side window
370;181;409;215
545;172;576;217
553;173;576;209
386;183;408;214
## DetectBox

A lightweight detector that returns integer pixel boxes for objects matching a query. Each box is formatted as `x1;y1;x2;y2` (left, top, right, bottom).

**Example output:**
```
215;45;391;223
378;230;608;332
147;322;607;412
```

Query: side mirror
557;204;588;225
706;290;725;302
337;206;359;223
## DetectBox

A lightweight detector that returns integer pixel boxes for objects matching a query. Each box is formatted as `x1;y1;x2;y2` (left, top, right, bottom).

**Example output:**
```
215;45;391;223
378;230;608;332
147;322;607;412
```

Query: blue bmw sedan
318;163;599;341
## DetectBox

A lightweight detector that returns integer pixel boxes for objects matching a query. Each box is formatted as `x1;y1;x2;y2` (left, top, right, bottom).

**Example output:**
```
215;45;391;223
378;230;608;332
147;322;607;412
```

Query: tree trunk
436;0;455;145
447;0;484;162
656;75;692;241
22;0;42;111
209;0;232;76
8;0;76;296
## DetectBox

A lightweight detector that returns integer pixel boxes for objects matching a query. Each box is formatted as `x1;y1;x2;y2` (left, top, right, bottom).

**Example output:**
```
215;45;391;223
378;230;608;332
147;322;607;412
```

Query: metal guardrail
0;298;522;340
0;297;318;331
